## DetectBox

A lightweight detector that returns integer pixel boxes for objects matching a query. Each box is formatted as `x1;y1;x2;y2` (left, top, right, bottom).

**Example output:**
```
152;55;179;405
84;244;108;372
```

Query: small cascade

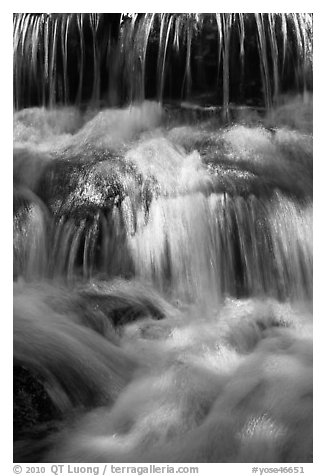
13;13;312;110
13;13;313;464
13;103;312;301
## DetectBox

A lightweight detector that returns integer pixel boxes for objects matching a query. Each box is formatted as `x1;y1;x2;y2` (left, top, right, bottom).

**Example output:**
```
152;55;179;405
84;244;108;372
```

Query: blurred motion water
13;11;313;465
13;96;313;463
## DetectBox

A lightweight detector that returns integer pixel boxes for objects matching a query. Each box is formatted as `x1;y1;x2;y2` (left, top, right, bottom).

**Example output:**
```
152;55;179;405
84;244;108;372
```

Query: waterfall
13;13;313;110
13;13;313;465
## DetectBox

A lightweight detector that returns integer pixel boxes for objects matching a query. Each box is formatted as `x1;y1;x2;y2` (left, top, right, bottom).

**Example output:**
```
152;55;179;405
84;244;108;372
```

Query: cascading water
13;13;313;464
13;13;313;109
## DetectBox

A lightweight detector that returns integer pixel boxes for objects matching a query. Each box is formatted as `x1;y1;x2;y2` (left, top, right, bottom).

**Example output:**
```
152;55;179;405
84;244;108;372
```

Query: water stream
13;13;313;464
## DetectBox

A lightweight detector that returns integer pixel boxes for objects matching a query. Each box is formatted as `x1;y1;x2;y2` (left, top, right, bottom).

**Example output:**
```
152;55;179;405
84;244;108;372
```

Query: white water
13;98;312;463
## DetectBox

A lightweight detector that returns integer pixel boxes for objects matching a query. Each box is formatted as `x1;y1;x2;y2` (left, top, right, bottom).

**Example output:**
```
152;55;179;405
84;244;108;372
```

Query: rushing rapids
13;13;313;464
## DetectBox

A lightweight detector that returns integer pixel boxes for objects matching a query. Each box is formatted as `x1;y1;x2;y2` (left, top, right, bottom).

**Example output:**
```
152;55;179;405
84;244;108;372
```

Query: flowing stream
13;13;313;463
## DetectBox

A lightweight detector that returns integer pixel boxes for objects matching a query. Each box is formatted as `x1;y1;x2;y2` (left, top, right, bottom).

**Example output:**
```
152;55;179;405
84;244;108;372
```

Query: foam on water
13;98;312;462
14;280;312;463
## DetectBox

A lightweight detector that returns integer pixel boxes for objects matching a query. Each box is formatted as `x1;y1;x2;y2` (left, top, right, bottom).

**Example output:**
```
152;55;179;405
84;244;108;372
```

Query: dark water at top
13;13;312;109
